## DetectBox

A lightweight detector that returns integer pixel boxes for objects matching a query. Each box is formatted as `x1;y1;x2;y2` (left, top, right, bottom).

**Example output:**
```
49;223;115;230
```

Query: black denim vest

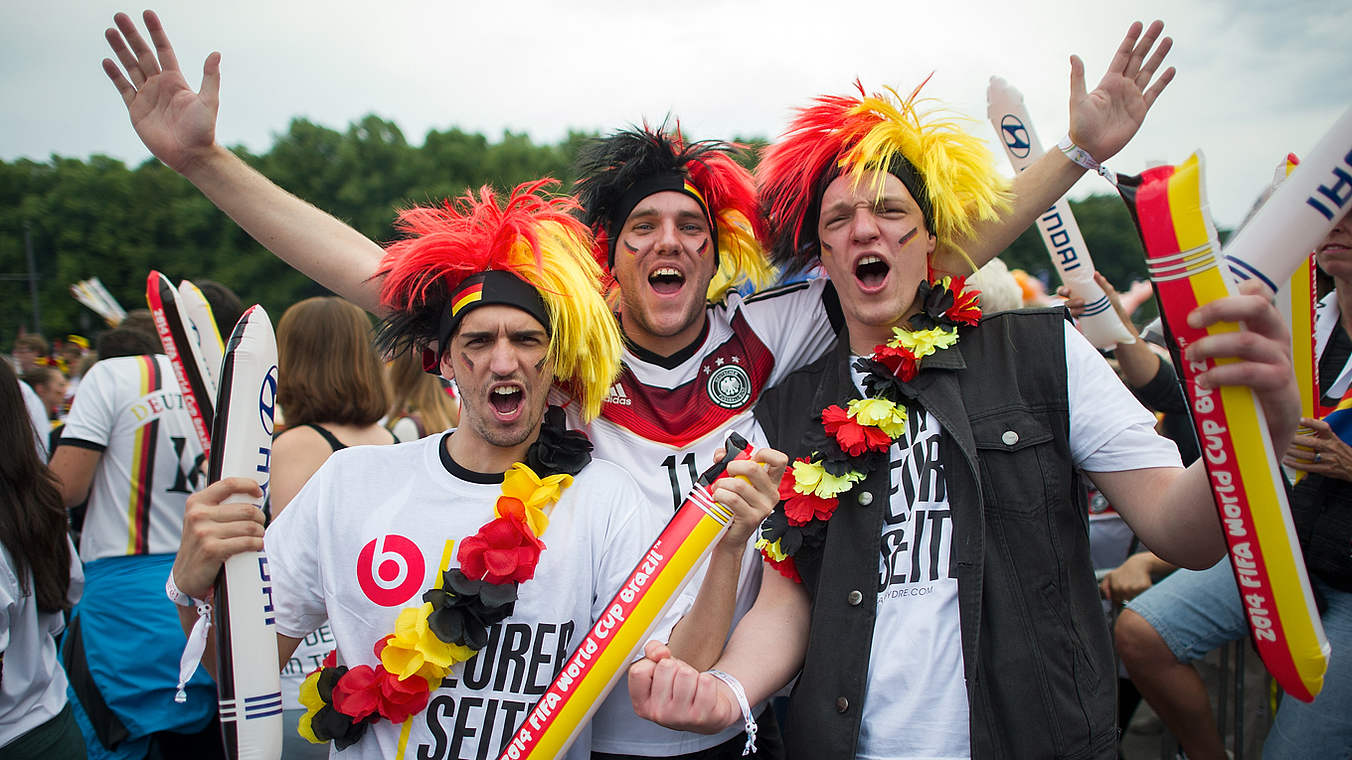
755;308;1115;760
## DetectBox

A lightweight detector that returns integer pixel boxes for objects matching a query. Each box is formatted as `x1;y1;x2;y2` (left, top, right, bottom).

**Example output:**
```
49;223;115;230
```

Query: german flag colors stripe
451;283;485;316
125;355;161;555
1120;153;1329;702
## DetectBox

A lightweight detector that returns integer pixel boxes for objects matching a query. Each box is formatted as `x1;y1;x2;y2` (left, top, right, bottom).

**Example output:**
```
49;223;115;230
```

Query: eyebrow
627;207;707;223
821;195;913;216
458;328;548;342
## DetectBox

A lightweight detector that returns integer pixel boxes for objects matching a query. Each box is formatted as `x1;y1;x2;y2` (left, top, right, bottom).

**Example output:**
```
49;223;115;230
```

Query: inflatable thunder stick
986;77;1133;349
146;271;215;454
500;435;755;760
1118;153;1329;702
178;279;227;401
1223;106;1352;294
207;305;283;759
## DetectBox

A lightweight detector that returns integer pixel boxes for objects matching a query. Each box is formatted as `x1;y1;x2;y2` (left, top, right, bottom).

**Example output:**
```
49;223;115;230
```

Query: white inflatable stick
146;271;214;454
207;305;282;760
178;279;226;401
986;76;1135;348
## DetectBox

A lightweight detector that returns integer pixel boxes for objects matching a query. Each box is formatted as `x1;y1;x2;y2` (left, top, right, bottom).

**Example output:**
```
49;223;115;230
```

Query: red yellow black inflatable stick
1118;153;1329;702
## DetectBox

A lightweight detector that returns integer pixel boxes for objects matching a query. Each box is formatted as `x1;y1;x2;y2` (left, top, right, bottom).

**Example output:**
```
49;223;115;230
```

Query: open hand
1068;20;1175;163
103;10;220;173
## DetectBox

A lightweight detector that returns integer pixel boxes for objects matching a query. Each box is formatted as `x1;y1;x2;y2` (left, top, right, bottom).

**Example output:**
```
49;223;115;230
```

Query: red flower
872;344;918;382
373;666;430;724
944;276;981;326
783;492;838;526
331;664;432;726
332;665;380;722
765;553;802;583
777;464;804;501
821;405;892;456
322;649;338;670
458;515;545;584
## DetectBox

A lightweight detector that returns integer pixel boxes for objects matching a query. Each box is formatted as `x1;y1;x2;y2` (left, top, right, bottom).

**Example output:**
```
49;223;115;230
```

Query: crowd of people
2;7;1348;760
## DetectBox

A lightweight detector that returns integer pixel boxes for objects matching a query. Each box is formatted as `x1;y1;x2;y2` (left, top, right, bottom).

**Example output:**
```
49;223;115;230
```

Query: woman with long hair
384;349;459;441
271;296;396;512
0;361;85;758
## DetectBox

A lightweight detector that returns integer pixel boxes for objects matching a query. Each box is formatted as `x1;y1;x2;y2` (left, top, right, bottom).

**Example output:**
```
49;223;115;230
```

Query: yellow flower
296;670;324;744
380;604;472;682
848;398;908;439
497;463;572;537
889;326;958;360
756;537;788;562
792;458;864;498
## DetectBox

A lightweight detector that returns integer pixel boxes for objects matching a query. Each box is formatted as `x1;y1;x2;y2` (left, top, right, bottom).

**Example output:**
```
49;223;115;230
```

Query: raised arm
102;10;385;312
936;20;1175;273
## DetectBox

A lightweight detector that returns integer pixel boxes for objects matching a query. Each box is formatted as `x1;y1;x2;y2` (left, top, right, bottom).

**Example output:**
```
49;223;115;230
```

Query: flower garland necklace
756;274;981;583
297;407;593;750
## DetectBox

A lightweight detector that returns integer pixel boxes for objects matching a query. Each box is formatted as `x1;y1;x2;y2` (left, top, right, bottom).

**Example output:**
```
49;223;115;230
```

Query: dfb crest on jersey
707;364;752;409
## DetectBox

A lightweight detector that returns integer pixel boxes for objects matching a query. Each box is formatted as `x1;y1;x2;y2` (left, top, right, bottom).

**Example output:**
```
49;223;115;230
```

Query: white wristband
1057;135;1116;184
707;669;757;757
165;572;208;608
166;572;212;703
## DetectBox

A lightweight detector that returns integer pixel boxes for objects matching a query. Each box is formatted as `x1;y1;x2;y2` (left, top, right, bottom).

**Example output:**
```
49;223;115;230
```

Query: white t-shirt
854;322;1181;759
559;278;839;754
60;355;205;563
0;539;82;749
265;434;662;760
19;379;48;460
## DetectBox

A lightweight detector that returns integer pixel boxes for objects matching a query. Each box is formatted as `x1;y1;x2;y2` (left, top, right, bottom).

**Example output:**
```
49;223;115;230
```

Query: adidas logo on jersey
605;382;632;406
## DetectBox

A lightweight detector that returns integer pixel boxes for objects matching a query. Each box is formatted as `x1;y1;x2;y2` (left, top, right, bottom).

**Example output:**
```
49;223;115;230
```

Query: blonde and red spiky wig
573;123;776;303
758;79;1013;276
374;179;623;421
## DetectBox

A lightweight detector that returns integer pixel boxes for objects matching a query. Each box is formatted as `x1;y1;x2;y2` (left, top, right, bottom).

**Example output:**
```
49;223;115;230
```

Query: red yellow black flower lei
297;407;591;749
757;275;980;582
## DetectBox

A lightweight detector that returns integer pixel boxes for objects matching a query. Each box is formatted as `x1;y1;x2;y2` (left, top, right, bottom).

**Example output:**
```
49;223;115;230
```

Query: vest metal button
1001;430;1019;446
847;590;863;606
836;696;849;713
857;491;873;506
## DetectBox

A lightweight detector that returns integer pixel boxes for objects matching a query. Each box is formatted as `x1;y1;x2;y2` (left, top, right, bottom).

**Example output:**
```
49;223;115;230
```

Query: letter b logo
356;534;425;606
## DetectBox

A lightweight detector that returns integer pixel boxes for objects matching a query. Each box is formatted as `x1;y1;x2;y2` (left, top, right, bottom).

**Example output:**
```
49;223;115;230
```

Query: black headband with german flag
605;171;715;267
436;271;551;358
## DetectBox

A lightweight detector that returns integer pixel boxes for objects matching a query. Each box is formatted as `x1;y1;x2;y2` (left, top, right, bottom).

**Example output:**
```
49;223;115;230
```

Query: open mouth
489;385;524;417
648;266;686;295
855;255;890;289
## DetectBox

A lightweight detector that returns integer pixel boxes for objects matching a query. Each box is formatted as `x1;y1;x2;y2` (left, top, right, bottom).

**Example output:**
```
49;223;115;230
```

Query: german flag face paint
1119;152;1330;703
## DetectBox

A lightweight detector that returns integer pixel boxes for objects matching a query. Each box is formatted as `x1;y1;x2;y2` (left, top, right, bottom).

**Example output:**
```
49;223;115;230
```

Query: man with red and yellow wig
628;74;1303;760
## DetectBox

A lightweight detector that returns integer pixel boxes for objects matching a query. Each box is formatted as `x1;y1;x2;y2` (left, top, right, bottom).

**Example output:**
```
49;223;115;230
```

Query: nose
654;218;682;253
848;206;880;243
488;337;519;376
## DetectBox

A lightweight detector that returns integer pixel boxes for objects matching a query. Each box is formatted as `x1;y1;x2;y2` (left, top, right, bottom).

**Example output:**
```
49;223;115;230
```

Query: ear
429;346;454;382
924;231;937;257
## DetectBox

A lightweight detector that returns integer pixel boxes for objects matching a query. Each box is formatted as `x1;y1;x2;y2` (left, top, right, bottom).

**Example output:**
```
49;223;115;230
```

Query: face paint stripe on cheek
461;352;474;372
695;239;709;256
898;226;918;247
623;240;640;255
533;355;546;372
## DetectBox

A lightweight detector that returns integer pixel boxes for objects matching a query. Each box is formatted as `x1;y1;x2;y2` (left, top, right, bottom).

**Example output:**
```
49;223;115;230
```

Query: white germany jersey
60;355;206;563
555;277;842;754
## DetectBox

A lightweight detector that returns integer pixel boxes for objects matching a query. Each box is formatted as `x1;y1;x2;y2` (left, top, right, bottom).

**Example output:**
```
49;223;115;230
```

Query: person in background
0;360;86;759
384;349;459;442
269;296;397;513
12;334;49;374
21;366;69;424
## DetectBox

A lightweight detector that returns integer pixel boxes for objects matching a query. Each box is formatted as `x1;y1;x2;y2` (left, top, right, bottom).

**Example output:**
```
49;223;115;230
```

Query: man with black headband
106;10;1181;758
624;80;1303;760
166;182;776;759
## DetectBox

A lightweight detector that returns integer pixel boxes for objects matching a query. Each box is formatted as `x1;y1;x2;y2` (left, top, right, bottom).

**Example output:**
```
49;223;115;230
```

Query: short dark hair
96;327;162;359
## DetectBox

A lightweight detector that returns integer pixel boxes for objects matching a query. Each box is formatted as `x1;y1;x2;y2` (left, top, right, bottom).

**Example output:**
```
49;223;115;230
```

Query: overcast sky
4;0;1348;229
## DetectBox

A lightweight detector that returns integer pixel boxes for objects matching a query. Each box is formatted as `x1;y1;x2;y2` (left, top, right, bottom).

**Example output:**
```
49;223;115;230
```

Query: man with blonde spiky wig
627;80;1303;760
169;182;693;759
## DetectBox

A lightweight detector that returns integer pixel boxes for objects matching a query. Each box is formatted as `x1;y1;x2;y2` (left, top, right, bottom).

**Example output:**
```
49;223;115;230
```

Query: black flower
908;279;956;331
423;569;518;649
312;704;371;750
525;406;592;476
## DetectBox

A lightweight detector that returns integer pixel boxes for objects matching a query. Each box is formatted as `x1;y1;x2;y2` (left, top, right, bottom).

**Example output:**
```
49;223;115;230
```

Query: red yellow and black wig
758;79;1012;276
374;179;623;421
573;124;776;303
